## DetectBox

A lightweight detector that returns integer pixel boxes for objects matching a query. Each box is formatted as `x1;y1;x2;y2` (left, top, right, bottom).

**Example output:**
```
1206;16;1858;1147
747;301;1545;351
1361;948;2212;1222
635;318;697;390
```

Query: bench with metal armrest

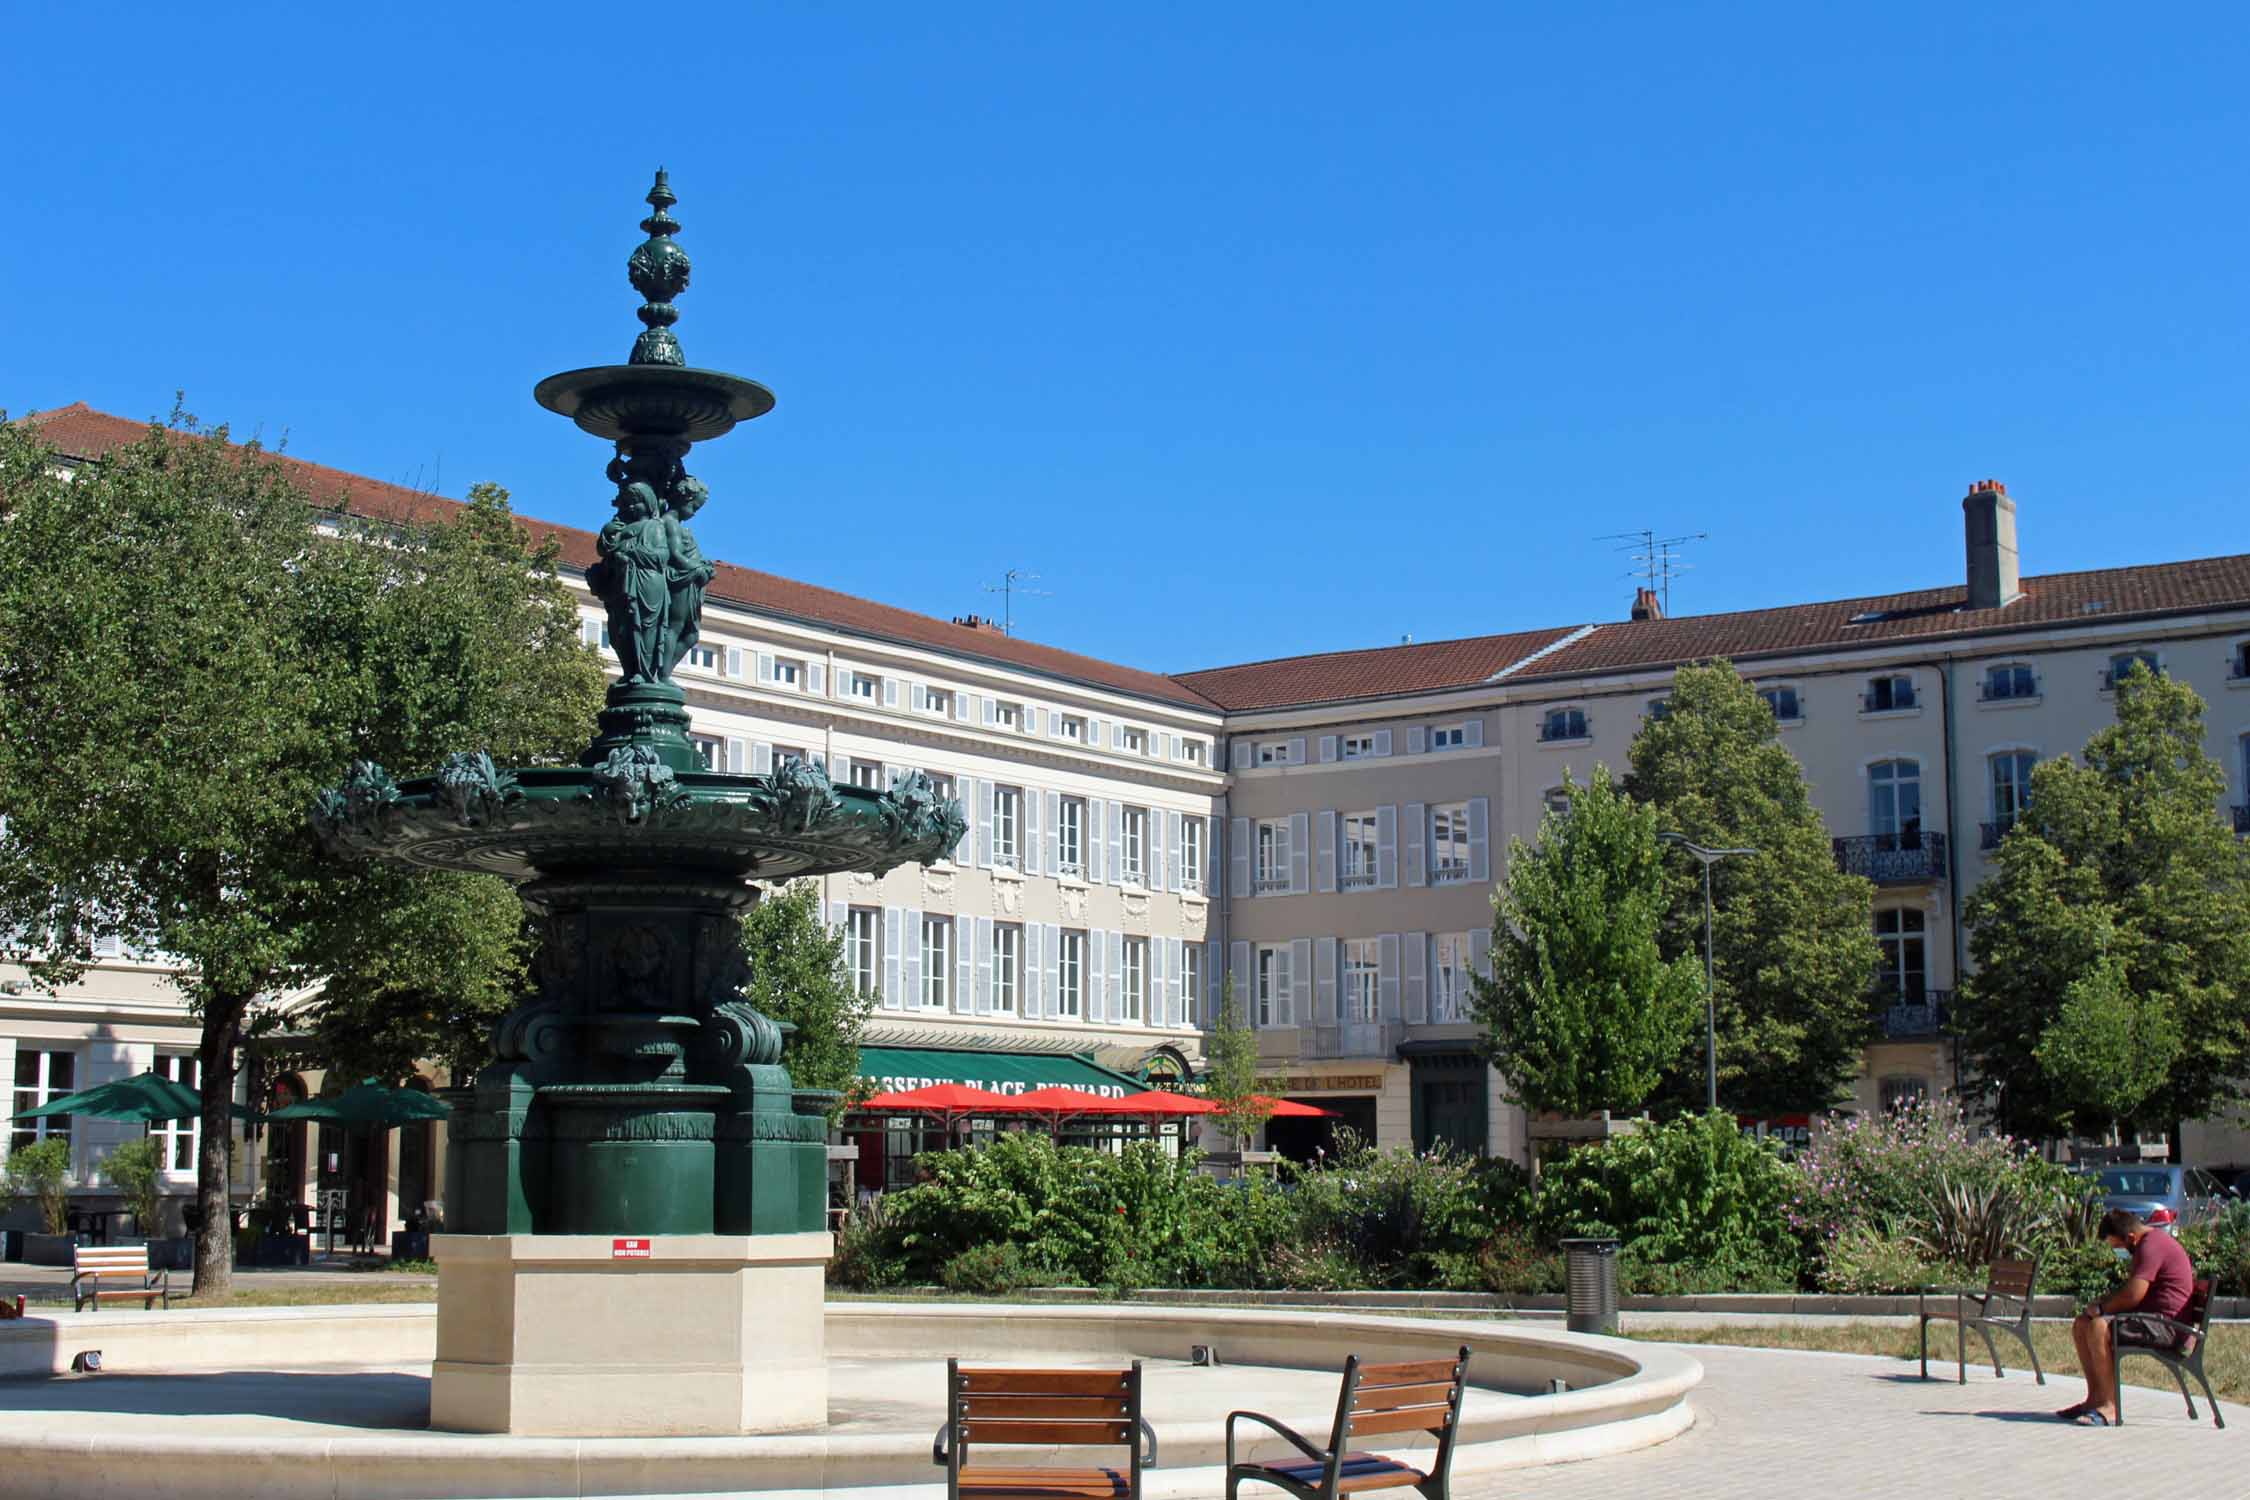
1227;1346;1471;1500
71;1243;171;1312
1918;1256;2042;1385
933;1360;1157;1500
2115;1279;2222;1430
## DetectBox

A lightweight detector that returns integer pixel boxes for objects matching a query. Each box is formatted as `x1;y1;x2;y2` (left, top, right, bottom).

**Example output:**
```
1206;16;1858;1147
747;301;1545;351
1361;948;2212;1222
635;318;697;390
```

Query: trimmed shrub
1283;1133;1499;1288
103;1137;164;1239
1816;1225;1948;1294
3;1136;71;1234
941;1241;1036;1295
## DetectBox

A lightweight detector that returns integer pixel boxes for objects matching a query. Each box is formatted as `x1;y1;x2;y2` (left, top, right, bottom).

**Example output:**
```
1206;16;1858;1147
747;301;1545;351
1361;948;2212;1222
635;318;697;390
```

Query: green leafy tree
1204;973;1273;1149
0;412;604;1295
740;882;874;1118
3;1137;72;1235
103;1137;166;1239
1471;767;1702;1120
1624;660;1880;1116
1959;667;2250;1138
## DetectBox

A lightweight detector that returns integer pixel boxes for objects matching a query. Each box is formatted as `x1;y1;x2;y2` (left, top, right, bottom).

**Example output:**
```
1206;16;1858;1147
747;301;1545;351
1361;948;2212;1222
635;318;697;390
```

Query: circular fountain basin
0;1300;1699;1499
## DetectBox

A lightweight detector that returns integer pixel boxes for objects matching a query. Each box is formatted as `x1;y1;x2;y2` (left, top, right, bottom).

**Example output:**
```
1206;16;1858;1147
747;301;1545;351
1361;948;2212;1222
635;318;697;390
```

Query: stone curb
939;1286;2250;1319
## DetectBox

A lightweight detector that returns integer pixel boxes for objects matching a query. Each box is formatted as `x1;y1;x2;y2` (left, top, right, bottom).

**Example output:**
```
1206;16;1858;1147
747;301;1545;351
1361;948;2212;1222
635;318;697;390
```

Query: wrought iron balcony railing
1875;989;1952;1038
1832;832;1947;884
1302;1020;1406;1061
1979;818;2018;851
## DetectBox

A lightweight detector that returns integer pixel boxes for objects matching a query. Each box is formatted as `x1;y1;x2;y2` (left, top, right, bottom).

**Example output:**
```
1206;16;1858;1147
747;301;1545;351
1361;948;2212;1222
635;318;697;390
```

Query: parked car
2076;1165;2235;1231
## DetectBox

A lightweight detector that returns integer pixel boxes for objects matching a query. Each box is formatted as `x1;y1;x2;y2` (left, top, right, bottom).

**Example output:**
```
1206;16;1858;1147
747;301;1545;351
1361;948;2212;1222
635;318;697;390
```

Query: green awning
857;1047;1142;1099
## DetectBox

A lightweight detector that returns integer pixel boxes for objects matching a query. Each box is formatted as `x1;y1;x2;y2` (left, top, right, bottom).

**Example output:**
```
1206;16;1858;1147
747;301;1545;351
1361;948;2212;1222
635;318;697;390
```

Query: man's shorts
2114;1313;2194;1354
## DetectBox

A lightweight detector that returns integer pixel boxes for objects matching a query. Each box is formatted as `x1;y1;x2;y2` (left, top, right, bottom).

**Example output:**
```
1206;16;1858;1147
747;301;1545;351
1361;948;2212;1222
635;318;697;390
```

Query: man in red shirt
2059;1209;2198;1426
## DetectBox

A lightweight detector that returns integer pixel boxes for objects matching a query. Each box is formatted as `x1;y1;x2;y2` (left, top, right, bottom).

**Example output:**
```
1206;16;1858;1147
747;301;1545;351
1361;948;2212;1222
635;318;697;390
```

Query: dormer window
1759;686;1802;722
1863;675;1917;714
1982;663;2037;701
1539;707;1588;743
2105;651;2161;690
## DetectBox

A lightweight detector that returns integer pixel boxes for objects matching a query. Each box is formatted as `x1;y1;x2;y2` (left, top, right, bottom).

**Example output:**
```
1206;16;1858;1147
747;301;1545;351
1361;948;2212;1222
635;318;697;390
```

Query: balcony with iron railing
1979;817;2018;851
1832;831;1946;884
1339;866;1379;892
1874;988;1952;1039
1302;1019;1407;1061
1430;861;1472;886
1860;687;1918;714
1253;874;1292;895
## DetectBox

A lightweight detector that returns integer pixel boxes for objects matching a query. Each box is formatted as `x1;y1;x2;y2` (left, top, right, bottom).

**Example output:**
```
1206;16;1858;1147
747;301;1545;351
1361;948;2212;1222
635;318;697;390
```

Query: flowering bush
1284;1132;1509;1288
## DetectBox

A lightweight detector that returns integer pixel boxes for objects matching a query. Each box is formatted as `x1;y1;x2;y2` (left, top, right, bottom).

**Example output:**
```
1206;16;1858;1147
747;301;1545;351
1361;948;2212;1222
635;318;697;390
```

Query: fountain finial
627;167;691;366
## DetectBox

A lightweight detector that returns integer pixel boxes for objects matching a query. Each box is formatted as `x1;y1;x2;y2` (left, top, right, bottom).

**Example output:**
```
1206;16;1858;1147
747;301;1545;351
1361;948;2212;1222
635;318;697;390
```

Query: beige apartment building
8;408;2250;1244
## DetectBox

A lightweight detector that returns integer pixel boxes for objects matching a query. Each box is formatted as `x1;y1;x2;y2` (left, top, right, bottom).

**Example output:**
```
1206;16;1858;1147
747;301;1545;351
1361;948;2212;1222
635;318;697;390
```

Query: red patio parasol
855;1082;1020;1120
1113;1090;1221;1117
1010;1086;1135;1120
1247;1095;1333;1118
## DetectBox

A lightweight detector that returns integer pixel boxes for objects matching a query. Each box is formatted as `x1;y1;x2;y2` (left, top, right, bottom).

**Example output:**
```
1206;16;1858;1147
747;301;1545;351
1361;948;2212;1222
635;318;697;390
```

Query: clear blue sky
8;6;2246;675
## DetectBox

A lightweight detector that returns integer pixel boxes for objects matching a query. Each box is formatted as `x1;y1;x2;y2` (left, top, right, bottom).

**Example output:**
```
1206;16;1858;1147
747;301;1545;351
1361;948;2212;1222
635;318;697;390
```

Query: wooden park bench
1226;1346;1471;1500
933;1359;1156;1500
1918;1256;2042;1385
70;1242;171;1312
2115;1278;2222;1429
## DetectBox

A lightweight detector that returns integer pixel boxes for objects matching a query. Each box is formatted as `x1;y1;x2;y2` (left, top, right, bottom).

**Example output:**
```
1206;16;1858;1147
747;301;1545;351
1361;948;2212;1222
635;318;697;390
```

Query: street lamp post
1658;834;1758;1113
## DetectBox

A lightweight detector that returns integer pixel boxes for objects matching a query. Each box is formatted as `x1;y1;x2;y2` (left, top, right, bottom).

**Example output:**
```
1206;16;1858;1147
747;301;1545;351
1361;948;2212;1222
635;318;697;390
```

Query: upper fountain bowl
533;364;775;443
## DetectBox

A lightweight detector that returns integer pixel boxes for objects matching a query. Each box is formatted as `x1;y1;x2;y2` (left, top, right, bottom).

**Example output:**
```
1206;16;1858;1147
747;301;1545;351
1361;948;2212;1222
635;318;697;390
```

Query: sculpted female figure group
589;456;718;685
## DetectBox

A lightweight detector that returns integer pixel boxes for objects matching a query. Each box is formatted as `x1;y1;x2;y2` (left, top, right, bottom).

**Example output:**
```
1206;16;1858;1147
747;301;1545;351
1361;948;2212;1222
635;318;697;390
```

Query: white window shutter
1316;937;1338;1023
1289;811;1311;894
1088;803;1107;883
1230;941;1251;1024
757;651;774;683
1376;804;1398;889
1148;812;1165;893
954;692;970;723
1024;790;1043;876
1149;939;1165;1028
1404;931;1428;1024
1287;737;1306;765
1468;797;1491;882
829;899;849;934
981;696;996;727
726;646;743;677
1088;717;1104;749
1373;729;1392;756
1229;818;1250;899
1045;790;1062;872
1405;802;1427;887
955;919;974;1014
976;917;994;1015
726;737;747;773
1289;938;1310;1026
1166;810;1182;891
1203;816;1219;891
976;780;996;867
883;677;899;708
1467;926;1492;982
1231;739;1249;771
1319;735;1337;763
955;790;973;867
901;909;922;1009
882;906;904;1010
1026;923;1046;1019
1315;810;1337;893
753;742;774;774
1107;801;1125;886
1043;923;1062;1019
910;682;927;713
1464;719;1484;748
1407;726;1427;755
1089;929;1109;1023
808;662;827;696
1160;733;1174;762
1378;933;1401;1022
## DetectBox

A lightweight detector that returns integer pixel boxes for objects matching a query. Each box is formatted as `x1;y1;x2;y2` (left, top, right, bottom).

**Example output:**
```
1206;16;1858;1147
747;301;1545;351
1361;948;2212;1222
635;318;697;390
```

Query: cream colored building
9;409;2250;1246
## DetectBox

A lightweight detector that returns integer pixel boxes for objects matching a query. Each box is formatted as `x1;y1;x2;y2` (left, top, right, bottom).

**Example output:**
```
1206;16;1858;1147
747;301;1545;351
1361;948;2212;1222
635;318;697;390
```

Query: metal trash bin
1559;1236;1621;1335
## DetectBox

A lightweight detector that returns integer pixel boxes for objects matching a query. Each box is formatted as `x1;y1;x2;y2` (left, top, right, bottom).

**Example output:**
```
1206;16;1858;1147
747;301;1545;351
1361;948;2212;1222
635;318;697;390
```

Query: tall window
2108;651;2161;688
848;759;885;790
1255;944;1291;1026
1121;938;1147;1023
1057;797;1086;877
1431;934;1469;1022
1342;938;1380;1023
921;917;952;1010
1759;686;1801;722
153;1054;200;1171
1430;804;1470;883
992;786;1021;869
11;1048;74;1152
1864;674;1916;712
690;734;723;771
2232;641;2250;680
1869;760;1922;848
1120;807;1146;884
1989;750;2036;832
1255;819;1292;893
1180;945;1203;1025
924;770;957;801
1340;811;1379;889
993;924;1021;1015
1540;707;1587;742
1056;931;1085;1019
1874;907;1927;1002
1983;663;2037;701
1179;819;1205;892
846;908;881;998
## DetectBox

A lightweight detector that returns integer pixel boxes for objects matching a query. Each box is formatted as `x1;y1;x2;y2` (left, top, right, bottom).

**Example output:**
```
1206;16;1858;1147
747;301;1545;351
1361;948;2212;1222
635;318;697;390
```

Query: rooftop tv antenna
981;568;1052;637
1598;529;1707;616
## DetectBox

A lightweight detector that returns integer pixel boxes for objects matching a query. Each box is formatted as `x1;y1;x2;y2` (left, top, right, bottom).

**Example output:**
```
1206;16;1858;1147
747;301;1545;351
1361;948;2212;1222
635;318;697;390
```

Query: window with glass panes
848;759;884;791
153;1054;200;1171
1255;819;1291;892
1869;760;1922;847
1343;939;1380;1022
1120;728;1147;754
992;787;1021;868
2108;651;2160;687
1431;934;1469;1022
1430;804;1470;882
1341;734;1375;759
993;701;1022;730
688;645;720;672
1121;937;1147;1022
1340;812;1378;888
850;672;878;699
1874;907;1927;1001
847;908;881;998
1256;944;1290;1026
1180;944;1203;1024
994;924;1021;1014
1180;819;1204;891
926;688;953;716
1759;686;1801;721
773;658;802;687
11;1048;75;1151
1989;750;2036;830
1540;708;1586;741
1984;663;2036;700
690;734;723;771
921;917;952;1010
1057;931;1085;1018
1865;675;1916;712
1120;807;1146;884
1541;787;1572;818
1058;797;1086;876
1431;724;1468;749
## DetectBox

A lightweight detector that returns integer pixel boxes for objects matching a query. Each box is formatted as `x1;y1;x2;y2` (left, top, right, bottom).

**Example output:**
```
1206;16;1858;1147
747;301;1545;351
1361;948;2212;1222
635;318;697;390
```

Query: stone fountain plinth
314;173;963;1436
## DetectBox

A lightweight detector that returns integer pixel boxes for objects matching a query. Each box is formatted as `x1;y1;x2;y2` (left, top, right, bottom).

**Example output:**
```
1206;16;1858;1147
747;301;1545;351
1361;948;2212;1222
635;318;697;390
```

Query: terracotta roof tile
22;404;1219;713
1173;627;1587;711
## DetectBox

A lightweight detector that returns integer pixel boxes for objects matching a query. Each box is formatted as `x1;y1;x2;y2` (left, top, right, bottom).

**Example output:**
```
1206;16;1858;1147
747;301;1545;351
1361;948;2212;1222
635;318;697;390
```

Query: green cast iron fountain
313;172;963;1239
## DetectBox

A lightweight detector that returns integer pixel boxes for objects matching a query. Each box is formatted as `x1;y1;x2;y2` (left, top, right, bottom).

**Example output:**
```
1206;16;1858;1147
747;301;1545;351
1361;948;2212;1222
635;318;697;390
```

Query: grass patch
1631;1320;2242;1404
173;1284;439;1308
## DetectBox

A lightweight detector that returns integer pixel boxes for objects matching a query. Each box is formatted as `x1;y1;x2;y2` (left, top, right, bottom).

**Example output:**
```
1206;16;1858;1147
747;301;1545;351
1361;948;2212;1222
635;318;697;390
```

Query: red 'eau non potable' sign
612;1238;652;1259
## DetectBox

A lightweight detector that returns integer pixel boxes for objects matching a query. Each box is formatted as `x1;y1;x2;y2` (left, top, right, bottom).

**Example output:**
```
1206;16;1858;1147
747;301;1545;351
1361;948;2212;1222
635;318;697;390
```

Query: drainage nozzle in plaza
1559;1237;1621;1335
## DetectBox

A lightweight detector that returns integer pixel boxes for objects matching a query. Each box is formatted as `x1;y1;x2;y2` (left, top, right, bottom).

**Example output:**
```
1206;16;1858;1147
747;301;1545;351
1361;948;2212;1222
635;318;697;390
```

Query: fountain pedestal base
429;1232;832;1436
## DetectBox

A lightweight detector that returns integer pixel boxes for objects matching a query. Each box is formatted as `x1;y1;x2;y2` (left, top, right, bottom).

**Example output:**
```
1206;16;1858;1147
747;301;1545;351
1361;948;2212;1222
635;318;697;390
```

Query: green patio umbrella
11;1068;254;1122
265;1079;451;1126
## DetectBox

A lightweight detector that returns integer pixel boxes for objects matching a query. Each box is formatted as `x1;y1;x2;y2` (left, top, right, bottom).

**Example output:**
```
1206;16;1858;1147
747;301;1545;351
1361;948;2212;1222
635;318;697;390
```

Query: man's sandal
2071;1411;2115;1427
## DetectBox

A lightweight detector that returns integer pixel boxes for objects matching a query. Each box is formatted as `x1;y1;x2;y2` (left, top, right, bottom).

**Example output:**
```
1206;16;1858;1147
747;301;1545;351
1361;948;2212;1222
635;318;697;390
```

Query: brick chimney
1962;479;2020;610
1630;586;1663;622
950;613;1007;635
